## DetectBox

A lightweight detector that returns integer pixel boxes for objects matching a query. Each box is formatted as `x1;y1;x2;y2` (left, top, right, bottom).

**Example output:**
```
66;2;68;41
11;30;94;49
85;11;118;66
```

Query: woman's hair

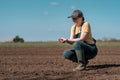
82;17;85;21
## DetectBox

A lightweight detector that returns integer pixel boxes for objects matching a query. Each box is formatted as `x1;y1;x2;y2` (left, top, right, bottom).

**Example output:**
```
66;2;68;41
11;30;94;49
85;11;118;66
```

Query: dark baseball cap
68;10;83;18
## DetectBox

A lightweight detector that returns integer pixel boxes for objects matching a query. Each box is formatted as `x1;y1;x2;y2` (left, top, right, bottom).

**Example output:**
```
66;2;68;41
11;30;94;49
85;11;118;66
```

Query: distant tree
13;35;24;43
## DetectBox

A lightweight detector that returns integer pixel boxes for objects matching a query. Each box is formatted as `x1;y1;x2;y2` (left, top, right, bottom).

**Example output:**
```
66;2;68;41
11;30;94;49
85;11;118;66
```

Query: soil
0;46;120;80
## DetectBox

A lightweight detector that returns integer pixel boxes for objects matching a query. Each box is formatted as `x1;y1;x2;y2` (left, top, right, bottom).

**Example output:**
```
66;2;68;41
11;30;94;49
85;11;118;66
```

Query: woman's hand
58;37;67;43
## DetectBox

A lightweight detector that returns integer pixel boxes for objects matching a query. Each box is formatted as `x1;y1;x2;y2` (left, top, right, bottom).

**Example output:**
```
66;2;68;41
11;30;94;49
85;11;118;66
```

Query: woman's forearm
66;38;83;44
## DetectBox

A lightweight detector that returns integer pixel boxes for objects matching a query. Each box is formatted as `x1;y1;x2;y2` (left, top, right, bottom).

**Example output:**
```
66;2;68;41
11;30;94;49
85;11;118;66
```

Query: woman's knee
73;41;83;49
63;50;71;59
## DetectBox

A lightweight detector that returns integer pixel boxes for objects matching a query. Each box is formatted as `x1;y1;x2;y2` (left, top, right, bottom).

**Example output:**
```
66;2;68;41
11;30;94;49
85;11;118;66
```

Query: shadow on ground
87;64;120;70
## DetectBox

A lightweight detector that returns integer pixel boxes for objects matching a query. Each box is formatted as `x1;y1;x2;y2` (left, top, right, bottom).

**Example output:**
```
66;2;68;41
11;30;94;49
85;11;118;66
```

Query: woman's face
72;17;82;25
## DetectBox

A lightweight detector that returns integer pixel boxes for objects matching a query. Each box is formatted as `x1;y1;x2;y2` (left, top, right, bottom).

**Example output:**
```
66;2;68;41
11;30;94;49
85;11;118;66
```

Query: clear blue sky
0;0;120;41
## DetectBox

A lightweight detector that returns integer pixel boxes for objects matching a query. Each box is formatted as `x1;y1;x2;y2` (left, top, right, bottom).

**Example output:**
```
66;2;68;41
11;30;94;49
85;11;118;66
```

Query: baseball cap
68;10;83;18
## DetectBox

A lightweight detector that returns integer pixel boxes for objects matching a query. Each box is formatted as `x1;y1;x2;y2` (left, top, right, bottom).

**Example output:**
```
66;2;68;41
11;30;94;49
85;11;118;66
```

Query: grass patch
0;41;120;47
0;42;71;47
96;41;120;47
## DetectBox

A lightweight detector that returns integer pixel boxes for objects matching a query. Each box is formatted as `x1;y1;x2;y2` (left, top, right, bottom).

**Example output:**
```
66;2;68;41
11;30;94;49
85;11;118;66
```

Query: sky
0;0;120;41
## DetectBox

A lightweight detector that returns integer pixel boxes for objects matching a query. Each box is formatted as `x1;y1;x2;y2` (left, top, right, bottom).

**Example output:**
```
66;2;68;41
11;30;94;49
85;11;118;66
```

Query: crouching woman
58;10;98;71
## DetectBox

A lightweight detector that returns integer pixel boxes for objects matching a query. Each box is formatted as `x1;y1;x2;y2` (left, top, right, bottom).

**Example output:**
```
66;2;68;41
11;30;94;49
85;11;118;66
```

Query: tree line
13;35;24;43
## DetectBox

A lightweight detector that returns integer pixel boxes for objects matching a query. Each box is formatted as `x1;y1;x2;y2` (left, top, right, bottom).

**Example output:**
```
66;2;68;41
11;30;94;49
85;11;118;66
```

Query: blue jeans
63;41;98;63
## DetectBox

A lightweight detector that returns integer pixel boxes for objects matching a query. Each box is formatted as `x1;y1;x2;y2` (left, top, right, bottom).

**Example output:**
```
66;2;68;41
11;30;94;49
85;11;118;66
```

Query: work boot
73;63;86;71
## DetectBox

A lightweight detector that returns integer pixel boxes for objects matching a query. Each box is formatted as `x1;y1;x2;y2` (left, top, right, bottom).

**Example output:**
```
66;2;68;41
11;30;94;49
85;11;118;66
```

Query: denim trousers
63;41;98;63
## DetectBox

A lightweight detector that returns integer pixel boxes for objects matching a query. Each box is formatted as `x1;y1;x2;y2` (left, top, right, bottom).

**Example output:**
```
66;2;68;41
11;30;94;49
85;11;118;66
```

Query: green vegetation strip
0;42;71;47
0;41;120;47
96;41;120;47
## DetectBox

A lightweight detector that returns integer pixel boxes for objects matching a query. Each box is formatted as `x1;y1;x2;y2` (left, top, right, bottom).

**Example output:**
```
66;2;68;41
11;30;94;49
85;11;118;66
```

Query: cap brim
67;16;72;18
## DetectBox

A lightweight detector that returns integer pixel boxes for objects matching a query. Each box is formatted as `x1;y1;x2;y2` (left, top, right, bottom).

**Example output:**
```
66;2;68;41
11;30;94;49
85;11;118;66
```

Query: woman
58;9;98;71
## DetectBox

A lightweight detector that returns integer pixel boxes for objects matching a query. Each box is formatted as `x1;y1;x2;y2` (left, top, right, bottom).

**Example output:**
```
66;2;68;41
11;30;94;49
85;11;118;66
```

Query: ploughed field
0;42;120;80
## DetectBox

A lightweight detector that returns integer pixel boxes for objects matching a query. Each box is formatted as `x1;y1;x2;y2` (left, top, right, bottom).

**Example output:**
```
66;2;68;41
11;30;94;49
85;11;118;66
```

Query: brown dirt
0;46;120;80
